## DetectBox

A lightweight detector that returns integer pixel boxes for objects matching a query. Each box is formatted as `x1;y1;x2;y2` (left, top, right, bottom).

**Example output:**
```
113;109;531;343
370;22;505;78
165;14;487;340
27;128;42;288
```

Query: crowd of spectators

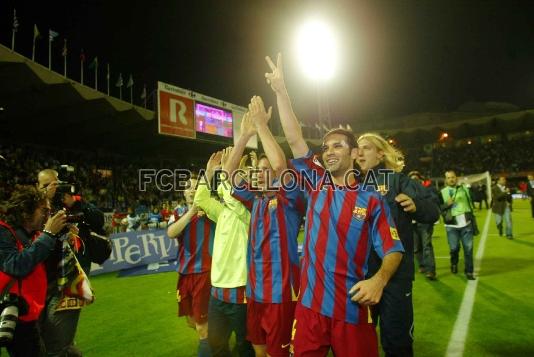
403;137;534;178
2;136;533;231
0;143;196;223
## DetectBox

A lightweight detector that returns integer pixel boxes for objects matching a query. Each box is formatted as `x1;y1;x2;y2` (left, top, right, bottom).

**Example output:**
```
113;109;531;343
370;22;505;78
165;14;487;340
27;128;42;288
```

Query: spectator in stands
527;175;534;219
440;170;476;280
160;202;172;223
147;207;163;229
492;176;513;239
37;168;111;357
0;186;67;356
123;207;141;232
167;175;215;357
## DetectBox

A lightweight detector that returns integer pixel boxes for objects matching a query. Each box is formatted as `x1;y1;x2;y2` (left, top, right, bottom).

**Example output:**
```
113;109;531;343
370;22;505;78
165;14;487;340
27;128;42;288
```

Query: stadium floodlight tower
295;18;338;134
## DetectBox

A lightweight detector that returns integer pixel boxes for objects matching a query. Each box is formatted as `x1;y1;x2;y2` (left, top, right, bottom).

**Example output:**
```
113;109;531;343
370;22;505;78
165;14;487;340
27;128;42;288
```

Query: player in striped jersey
167;175;215;357
229;96;306;357
265;53;404;357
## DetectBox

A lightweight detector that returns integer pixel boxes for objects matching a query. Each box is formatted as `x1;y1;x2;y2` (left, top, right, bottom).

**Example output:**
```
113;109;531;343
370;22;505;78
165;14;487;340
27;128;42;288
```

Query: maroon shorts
176;271;211;324
246;300;296;357
292;303;378;357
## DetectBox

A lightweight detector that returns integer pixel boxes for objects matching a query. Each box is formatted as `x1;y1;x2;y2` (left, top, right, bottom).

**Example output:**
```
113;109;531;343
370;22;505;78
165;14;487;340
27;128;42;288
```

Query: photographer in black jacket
37;169;111;357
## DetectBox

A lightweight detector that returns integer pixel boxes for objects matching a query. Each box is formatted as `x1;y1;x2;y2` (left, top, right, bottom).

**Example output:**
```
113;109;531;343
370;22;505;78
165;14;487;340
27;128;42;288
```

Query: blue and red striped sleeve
368;194;404;258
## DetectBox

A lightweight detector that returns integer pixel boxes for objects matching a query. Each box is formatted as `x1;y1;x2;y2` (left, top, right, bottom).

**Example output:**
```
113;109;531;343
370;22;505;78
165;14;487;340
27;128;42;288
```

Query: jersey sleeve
368;195;404;258
231;178;256;211
288;150;325;193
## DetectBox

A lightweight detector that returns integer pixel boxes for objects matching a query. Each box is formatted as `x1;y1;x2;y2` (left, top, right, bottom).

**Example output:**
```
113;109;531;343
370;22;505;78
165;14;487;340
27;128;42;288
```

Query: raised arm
265;53;309;158
167;204;198;239
223;112;256;176
249;95;287;176
194;152;224;222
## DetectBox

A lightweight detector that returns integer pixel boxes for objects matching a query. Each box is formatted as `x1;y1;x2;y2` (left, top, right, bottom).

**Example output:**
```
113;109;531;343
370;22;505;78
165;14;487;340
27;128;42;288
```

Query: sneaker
465;273;476;280
418;267;426;274
426;272;437;281
506;235;513;240
451;265;458;274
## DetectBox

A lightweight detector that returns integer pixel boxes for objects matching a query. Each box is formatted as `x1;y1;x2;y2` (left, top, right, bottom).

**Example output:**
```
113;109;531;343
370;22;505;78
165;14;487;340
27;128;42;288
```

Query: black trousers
4;320;44;357
207;296;254;357
371;278;414;357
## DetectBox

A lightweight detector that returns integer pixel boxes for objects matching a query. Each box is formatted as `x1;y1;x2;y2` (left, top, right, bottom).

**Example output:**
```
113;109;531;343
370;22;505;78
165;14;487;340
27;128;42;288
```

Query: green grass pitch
76;199;534;356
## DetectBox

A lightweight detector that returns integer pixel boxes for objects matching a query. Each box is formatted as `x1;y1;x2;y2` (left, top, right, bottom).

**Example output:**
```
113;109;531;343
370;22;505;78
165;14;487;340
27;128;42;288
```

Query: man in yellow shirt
194;127;255;356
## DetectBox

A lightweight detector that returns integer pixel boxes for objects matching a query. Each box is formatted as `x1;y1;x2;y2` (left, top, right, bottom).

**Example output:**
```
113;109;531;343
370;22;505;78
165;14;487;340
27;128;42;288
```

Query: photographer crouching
37;168;111;357
0;185;67;356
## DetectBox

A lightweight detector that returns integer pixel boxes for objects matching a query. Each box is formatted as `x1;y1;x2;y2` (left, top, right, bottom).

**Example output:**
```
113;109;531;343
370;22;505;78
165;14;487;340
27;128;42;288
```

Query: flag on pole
11;9;19;51
48;29;59;70
116;73;123;100
89;57;98;90
62;39;68;77
116;73;123;87
12;9;19;32
140;85;147;109
49;30;59;41
140;85;147;99
62;39;67;57
127;75;134;104
32;24;41;61
80;49;85;84
106;63;110;95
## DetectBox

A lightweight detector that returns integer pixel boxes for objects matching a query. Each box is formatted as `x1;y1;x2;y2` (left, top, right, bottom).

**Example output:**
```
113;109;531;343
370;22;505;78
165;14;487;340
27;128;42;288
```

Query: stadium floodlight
295;19;338;81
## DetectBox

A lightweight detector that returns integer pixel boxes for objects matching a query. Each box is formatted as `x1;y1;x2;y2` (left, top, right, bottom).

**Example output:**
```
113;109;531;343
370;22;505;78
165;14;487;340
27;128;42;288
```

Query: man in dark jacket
37;169;111;357
357;134;440;357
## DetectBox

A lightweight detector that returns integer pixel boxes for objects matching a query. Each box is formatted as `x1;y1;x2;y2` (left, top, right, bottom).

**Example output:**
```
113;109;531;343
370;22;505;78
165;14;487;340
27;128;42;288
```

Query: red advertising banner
157;87;196;139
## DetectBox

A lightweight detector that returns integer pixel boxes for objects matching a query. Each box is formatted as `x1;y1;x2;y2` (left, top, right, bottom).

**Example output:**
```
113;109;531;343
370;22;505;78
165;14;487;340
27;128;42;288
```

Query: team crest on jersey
377;185;389;196
390;227;400;240
353;206;367;220
268;198;278;210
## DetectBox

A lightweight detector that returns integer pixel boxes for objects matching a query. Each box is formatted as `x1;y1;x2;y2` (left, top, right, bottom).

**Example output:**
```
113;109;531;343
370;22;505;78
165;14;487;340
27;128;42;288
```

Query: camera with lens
0;293;28;345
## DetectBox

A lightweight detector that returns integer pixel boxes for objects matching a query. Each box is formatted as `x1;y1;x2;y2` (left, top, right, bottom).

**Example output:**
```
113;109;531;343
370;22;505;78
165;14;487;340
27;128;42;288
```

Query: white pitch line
445;210;492;357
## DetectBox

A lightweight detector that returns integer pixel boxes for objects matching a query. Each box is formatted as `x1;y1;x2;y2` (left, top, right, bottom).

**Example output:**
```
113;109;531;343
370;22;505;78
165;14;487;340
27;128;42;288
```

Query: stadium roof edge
0;43;154;120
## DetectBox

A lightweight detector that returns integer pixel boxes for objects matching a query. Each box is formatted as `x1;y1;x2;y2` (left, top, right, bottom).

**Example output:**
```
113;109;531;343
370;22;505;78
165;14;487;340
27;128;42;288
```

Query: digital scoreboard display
195;102;233;138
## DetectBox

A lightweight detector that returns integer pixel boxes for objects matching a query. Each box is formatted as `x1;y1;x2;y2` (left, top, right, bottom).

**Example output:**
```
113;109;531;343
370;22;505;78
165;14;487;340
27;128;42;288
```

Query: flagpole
130;86;133;105
63;39;67;77
107;64;110;95
48;35;51;70
32;37;36;61
11;9;16;51
119;87;122;100
95;65;98;90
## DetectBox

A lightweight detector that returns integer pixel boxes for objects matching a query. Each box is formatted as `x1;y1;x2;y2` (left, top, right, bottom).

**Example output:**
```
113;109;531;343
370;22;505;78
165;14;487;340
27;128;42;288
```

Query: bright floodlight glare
295;19;338;81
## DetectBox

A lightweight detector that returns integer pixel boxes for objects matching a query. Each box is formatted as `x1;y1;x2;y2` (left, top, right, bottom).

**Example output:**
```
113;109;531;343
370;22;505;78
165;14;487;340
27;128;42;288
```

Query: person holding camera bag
440;170;476;281
0;185;67;356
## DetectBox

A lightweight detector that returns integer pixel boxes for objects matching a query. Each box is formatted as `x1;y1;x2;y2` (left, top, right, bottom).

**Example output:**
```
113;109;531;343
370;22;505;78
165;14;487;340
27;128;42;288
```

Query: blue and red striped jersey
168;207;215;275
211;286;247;304
289;151;404;324
233;181;305;303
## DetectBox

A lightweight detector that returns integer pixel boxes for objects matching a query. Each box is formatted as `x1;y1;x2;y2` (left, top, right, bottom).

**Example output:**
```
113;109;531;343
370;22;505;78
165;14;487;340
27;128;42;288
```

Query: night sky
2;0;534;126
